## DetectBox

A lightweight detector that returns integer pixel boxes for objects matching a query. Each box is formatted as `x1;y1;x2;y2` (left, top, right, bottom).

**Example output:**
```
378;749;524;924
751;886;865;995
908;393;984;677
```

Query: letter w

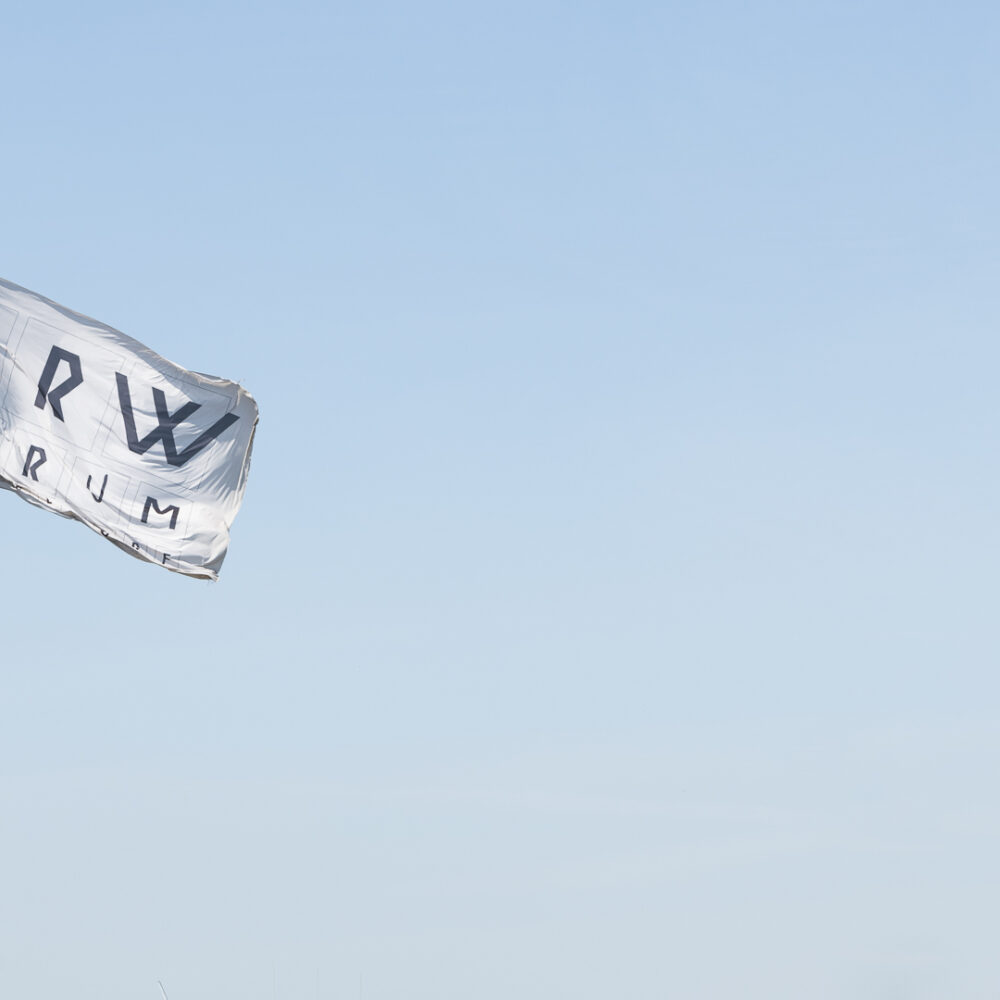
116;373;238;468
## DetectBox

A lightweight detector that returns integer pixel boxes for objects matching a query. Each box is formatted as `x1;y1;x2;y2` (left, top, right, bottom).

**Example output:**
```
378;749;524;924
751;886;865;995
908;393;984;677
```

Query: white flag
0;278;257;580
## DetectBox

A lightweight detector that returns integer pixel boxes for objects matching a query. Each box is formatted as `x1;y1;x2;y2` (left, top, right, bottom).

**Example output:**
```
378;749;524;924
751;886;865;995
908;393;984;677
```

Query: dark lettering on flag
116;373;239;468
142;496;180;530
34;346;83;422
22;445;46;480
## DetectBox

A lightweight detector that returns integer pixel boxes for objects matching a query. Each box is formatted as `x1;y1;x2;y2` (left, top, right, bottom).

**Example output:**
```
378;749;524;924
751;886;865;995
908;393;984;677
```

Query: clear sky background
1;2;999;998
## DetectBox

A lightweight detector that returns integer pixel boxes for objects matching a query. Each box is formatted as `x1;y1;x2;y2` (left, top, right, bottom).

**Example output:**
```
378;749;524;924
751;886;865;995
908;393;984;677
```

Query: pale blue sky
2;2;1000;998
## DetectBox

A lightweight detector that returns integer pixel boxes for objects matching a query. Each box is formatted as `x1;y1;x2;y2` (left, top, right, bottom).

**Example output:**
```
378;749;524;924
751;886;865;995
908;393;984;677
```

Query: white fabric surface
0;278;257;579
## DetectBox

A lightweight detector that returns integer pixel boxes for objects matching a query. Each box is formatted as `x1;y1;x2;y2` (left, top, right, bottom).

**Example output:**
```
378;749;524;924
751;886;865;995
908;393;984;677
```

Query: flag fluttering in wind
0;278;257;580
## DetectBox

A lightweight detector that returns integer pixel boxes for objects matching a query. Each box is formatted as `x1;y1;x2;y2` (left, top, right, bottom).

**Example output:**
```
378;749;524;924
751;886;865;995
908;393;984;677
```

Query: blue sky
2;2;1000;997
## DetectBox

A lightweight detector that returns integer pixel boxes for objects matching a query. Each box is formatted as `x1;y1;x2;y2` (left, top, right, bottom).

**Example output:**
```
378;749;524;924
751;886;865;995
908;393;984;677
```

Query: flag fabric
0;278;257;580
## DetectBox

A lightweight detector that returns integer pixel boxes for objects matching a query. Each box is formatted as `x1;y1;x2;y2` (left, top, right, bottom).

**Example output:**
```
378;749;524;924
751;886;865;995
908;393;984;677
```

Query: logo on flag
0;278;258;579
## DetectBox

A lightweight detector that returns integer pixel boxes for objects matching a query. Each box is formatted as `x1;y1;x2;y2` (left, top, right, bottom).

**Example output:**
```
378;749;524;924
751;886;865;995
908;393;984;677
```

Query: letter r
35;346;83;422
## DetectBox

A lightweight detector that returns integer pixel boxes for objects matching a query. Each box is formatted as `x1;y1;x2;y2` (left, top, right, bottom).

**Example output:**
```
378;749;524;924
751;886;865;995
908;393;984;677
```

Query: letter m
142;496;180;530
116;373;238;468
